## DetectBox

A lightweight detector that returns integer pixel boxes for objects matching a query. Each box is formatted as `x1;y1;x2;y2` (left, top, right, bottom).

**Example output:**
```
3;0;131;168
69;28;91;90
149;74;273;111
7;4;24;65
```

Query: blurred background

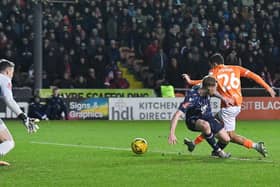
0;0;279;120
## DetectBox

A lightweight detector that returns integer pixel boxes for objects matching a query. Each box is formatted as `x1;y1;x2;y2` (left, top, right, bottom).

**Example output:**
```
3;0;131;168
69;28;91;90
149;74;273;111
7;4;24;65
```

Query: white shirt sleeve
0;75;23;116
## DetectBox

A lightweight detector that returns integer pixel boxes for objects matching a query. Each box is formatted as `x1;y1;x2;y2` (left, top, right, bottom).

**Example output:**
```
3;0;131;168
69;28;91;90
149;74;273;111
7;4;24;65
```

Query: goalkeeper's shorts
0;119;7;131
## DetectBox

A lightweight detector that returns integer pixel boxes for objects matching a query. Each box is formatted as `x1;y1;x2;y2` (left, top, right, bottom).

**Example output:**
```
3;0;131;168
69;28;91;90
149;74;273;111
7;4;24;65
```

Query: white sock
252;143;258;149
0;140;15;156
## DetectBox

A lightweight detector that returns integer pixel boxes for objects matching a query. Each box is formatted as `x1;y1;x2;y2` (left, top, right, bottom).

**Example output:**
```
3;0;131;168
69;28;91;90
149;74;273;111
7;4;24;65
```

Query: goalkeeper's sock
203;132;219;151
243;139;257;149
0;140;14;156
194;134;204;145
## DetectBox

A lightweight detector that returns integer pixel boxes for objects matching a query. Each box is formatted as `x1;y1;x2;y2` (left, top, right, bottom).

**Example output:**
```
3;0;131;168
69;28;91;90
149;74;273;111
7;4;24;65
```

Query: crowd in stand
0;0;279;89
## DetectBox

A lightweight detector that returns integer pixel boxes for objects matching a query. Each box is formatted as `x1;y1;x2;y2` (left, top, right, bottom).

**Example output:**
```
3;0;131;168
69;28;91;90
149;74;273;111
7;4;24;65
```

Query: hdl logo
111;106;134;120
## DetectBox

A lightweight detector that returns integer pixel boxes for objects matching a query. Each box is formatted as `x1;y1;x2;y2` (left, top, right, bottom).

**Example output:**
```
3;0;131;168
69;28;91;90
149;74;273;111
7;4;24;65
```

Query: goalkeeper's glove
18;113;40;133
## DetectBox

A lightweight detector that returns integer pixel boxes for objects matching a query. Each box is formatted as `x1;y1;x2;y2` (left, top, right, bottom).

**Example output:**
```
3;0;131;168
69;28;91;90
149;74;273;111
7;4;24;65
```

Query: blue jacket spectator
46;88;68;120
28;97;48;120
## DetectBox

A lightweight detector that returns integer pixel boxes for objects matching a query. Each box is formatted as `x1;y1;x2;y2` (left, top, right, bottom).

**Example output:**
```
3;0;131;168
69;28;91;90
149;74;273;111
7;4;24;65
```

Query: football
131;138;148;154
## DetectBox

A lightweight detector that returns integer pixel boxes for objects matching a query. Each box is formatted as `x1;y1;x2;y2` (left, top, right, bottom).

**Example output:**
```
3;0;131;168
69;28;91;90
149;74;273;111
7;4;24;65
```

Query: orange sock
194;134;204;145
243;139;254;149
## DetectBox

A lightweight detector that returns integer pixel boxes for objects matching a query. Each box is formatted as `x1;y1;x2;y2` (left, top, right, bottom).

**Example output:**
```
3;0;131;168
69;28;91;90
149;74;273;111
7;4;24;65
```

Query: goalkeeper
0;59;39;166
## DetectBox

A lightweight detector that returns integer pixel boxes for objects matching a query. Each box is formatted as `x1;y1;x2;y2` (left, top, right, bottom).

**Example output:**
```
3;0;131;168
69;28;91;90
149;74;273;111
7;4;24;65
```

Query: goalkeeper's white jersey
0;73;23;115
0;74;13;99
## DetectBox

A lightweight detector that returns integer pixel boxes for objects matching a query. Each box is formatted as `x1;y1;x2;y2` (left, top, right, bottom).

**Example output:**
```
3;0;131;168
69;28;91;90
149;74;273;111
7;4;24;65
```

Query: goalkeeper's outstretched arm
2;90;39;133
3;96;23;116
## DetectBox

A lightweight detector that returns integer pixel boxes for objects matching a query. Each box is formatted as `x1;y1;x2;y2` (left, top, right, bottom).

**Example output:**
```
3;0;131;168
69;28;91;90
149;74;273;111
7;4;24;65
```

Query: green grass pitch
0;120;280;187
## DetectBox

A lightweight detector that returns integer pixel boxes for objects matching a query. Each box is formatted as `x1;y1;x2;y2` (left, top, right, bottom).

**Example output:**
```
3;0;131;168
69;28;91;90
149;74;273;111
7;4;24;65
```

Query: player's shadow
125;152;274;166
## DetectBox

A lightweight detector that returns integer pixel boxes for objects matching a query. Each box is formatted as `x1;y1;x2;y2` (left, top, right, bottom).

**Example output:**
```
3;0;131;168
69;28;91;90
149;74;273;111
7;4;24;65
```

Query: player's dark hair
202;76;217;88
0;59;15;72
209;53;224;65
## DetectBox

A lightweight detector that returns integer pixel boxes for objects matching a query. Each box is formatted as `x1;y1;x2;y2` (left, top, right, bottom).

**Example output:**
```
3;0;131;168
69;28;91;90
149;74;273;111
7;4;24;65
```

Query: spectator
74;75;87;88
106;14;118;40
92;46;106;78
144;39;159;64
107;40;120;63
104;70;114;88
28;96;48;120
86;68;103;88
261;66;273;87
226;50;241;65
19;37;33;72
273;67;280;88
42;71;50;88
166;57;184;88
151;48;168;80
59;72;74;88
0;32;8;52
44;48;57;82
72;57;89;77
45;88;68;120
109;71;129;89
0;0;279;89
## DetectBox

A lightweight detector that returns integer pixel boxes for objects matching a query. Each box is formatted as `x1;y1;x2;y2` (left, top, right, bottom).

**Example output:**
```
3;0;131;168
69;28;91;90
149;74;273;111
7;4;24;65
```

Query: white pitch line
30;141;131;151
30;141;274;163
30;141;178;154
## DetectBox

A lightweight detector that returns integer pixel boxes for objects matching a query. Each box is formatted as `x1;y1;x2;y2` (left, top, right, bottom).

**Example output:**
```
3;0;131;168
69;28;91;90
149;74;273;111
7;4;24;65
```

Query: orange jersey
189;65;271;107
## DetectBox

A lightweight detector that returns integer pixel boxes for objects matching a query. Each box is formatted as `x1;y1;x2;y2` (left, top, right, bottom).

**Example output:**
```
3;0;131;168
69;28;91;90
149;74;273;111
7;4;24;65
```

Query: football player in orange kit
182;53;276;157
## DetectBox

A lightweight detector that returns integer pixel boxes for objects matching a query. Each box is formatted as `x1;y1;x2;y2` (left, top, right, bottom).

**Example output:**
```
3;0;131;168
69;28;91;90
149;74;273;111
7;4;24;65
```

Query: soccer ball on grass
131;138;148;154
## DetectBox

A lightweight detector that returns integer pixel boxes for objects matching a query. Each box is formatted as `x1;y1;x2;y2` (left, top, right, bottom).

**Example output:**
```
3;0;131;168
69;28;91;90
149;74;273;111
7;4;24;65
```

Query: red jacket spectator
144;39;159;62
109;71;129;89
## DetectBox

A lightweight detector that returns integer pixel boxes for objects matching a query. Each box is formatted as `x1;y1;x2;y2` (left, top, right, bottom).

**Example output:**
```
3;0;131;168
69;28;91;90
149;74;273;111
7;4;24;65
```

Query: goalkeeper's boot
255;142;268;157
0;161;10;166
184;138;195;152
211;149;231;159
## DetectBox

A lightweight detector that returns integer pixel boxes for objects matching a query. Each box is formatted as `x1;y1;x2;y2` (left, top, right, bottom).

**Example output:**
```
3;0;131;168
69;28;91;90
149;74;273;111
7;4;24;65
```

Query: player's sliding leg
0;121;15;166
228;131;268;157
219;107;268;157
212;112;228;149
183;137;195;152
184;114;226;153
213;129;231;156
184;134;204;152
184;132;229;152
208;118;231;157
184;111;224;152
195;119;230;158
194;134;204;144
184;126;228;153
